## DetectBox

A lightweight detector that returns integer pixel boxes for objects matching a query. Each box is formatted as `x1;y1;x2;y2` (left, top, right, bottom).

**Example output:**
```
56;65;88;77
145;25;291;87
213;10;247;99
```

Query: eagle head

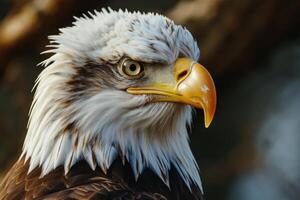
22;8;216;191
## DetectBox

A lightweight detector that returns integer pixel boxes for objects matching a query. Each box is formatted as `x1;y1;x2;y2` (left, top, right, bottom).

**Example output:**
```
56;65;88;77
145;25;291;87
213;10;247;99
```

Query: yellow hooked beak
127;58;217;128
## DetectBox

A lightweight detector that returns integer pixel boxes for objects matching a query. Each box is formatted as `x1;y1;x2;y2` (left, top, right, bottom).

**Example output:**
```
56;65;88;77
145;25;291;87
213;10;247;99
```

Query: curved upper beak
127;58;217;128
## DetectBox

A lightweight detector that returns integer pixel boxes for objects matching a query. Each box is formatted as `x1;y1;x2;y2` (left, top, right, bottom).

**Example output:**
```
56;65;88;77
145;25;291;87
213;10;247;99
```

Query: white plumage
22;8;203;191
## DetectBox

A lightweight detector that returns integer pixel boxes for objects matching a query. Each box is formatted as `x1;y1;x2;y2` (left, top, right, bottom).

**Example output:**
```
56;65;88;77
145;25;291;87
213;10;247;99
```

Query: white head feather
22;8;202;191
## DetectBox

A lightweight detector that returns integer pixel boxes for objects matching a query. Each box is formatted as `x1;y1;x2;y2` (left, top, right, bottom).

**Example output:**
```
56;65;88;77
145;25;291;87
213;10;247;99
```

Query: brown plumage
0;158;202;200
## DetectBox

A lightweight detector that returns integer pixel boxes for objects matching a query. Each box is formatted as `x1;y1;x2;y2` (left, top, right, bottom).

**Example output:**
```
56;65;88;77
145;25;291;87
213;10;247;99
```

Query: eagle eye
119;58;144;79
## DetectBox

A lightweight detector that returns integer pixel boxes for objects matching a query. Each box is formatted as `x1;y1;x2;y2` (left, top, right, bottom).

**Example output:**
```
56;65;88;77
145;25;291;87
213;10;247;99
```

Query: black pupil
129;64;137;72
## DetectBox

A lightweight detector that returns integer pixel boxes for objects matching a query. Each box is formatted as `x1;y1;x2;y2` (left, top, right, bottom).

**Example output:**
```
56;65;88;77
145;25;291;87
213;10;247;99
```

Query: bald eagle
0;8;216;200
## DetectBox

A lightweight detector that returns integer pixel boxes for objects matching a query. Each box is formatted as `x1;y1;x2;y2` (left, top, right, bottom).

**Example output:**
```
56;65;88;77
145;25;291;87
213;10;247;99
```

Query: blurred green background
0;0;300;199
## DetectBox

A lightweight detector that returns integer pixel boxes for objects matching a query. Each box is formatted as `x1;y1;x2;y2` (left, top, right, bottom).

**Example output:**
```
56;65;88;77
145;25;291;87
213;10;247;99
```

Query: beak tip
204;119;212;128
203;106;216;128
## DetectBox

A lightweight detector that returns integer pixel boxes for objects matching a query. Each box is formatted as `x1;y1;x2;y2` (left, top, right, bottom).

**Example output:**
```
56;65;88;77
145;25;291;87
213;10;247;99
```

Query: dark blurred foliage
0;0;300;199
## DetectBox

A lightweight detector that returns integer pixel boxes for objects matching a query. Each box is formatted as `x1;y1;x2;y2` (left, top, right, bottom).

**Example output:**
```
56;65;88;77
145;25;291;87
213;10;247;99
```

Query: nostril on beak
176;70;188;82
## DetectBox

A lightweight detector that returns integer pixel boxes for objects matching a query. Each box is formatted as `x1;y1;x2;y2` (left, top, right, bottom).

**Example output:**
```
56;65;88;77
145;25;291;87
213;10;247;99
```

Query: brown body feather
0;158;203;200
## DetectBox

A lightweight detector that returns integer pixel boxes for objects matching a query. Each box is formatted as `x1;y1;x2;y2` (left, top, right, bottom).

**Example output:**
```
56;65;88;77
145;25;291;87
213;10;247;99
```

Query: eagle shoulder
0;158;167;200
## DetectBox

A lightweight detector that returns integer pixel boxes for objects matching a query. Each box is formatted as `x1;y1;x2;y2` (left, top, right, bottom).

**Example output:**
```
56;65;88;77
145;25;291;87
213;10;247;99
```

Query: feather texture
0;158;203;200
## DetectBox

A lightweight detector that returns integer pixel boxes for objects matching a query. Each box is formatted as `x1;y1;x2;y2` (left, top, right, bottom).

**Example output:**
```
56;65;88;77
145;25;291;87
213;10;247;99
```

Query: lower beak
127;58;217;128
